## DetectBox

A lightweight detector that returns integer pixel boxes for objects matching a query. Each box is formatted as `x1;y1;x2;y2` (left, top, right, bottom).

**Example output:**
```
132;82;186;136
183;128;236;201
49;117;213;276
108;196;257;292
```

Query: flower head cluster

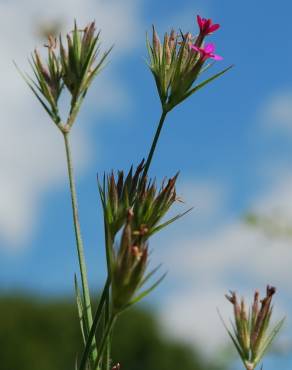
60;22;111;110
147;15;228;112
99;161;181;244
21;21;111;130
99;162;187;312
224;286;284;370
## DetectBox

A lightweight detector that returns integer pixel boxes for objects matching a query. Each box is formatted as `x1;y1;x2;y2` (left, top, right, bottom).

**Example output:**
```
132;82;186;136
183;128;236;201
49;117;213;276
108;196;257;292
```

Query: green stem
95;314;117;369
63;132;97;363
142;109;168;180
79;278;110;370
102;285;111;370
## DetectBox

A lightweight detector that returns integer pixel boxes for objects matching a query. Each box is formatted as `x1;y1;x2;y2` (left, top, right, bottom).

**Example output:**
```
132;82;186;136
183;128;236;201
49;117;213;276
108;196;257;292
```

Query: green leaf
178;65;234;106
74;274;88;344
138;264;162;289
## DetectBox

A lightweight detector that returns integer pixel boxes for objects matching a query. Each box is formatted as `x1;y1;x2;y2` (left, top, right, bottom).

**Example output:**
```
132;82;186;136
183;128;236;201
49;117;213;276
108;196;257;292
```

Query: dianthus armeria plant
18;15;283;370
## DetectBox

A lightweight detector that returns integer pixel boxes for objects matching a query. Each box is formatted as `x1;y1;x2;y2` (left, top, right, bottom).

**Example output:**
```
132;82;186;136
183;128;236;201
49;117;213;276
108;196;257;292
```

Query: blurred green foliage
0;295;224;370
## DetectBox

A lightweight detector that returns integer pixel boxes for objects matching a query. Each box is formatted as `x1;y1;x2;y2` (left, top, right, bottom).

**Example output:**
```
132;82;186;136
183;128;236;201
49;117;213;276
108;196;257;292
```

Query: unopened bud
34;50;51;84
252;290;259;319
45;35;57;49
240;298;248;322
152;25;162;58
169;29;176;50
164;34;171;66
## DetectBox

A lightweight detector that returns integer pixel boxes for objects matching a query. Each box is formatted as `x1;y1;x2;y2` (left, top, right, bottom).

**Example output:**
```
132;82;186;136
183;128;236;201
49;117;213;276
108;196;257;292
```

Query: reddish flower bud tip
112;363;120;370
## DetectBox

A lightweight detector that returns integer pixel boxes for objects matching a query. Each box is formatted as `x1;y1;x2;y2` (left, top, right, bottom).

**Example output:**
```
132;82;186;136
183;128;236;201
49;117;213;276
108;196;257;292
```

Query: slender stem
79;278;110;370
142;109;168;180
95;314;117;369
103;286;111;370
102;213;113;370
63;132;97;362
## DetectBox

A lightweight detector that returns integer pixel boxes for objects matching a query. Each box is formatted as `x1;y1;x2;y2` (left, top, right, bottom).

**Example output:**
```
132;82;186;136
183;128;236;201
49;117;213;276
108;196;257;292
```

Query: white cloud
260;91;292;132
0;0;143;248
178;180;226;220
154;176;292;355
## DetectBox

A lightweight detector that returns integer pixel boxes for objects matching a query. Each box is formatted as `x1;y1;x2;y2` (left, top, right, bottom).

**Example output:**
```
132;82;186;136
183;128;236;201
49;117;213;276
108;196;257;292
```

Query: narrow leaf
74;274;87;344
150;208;193;236
179;65;233;105
124;273;167;310
138;264;162;289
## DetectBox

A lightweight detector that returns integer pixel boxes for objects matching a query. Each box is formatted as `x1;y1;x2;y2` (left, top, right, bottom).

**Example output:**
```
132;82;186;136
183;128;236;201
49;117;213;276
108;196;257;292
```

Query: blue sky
0;0;292;366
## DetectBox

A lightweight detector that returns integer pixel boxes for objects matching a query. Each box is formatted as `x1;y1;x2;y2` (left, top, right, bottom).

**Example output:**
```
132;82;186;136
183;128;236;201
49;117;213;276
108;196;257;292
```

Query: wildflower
197;15;220;36
194;15;220;48
190;43;223;62
223;286;284;370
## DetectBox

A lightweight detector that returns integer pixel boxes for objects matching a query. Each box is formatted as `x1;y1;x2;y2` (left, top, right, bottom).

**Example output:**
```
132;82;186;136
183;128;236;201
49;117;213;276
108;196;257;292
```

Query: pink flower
197;15;220;36
190;43;223;61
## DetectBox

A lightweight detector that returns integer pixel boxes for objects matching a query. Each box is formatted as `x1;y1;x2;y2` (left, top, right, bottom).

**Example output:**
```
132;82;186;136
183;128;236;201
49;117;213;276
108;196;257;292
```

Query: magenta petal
204;43;215;53
205;19;211;29
209;24;220;33
190;44;200;52
197;15;203;29
212;54;223;61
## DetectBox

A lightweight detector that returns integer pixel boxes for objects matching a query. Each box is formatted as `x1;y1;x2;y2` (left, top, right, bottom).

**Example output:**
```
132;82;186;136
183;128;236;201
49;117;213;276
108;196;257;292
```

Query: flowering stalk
142;109;167;181
144;15;231;177
63;132;95;354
